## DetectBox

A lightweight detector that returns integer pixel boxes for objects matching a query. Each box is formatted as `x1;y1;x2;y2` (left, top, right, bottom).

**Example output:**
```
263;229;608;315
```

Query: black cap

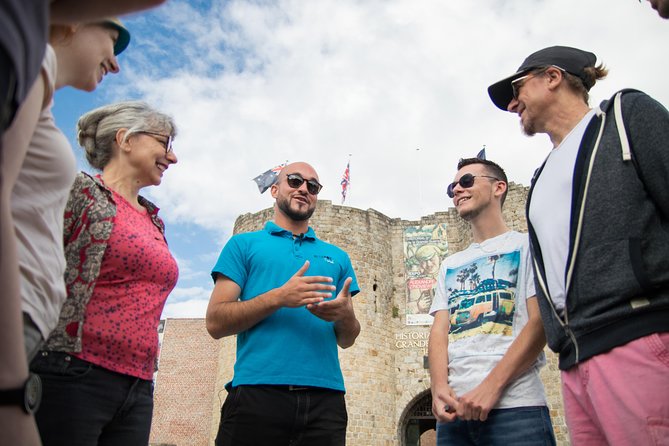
487;46;597;111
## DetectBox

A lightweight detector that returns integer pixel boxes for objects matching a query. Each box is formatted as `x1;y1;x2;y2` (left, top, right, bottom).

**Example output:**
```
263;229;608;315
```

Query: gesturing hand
306;277;354;322
278;261;336;308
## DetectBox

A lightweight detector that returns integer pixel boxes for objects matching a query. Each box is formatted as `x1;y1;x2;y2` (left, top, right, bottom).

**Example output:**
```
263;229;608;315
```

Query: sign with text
403;224;448;325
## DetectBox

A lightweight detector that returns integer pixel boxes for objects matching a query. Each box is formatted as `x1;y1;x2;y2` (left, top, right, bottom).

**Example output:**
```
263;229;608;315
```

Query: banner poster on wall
403;224;449;325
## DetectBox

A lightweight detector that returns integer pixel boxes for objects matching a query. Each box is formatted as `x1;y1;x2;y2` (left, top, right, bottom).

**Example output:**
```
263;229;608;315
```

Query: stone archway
400;391;436;446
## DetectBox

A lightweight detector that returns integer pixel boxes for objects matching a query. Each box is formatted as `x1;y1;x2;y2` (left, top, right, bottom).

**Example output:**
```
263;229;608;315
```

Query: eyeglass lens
141;131;173;153
164;135;173;153
447;174;476;198
511;75;530;99
286;174;322;195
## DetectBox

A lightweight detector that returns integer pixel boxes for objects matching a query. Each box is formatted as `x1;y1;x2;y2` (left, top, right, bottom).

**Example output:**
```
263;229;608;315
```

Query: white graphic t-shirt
429;231;547;409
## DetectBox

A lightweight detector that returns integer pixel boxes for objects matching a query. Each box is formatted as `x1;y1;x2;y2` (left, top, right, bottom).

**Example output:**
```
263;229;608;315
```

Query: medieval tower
149;183;569;446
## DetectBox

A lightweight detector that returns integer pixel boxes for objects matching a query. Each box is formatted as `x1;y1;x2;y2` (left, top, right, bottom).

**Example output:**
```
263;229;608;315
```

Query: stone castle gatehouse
149;183;570;446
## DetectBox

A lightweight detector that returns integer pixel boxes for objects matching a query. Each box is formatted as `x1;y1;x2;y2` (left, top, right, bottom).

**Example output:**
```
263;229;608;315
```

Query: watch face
24;374;42;413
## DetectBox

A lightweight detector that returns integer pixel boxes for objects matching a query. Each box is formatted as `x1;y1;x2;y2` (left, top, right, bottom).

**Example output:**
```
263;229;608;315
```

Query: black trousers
216;385;348;446
31;352;154;446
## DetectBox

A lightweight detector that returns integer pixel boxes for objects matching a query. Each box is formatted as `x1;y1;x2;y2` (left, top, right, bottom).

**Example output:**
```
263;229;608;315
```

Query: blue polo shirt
212;221;359;391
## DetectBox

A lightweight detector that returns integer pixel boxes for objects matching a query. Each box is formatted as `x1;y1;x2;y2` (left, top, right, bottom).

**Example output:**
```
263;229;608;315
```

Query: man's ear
494;180;508;199
270;182;279;199
546;67;565;91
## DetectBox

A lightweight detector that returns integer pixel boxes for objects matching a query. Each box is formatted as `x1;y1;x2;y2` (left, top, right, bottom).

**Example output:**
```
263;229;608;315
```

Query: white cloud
162;286;211;318
172;252;211;282
114;0;667;230
162;299;209;318
97;0;668;319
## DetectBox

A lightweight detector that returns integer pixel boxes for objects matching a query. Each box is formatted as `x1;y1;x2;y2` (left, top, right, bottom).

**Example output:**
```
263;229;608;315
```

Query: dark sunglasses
139;131;173;154
286;173;323;195
447;173;499;198
511;72;537;100
511;65;566;101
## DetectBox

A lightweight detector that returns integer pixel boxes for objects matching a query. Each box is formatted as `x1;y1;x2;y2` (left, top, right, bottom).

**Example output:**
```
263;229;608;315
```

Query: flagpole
417;147;423;215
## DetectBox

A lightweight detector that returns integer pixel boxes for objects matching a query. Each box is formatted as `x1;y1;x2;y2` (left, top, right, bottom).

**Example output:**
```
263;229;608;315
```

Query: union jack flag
341;160;350;204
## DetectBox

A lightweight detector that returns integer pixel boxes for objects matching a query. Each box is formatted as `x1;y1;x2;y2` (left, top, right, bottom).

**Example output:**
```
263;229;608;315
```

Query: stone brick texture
149;319;222;446
151;183;571;445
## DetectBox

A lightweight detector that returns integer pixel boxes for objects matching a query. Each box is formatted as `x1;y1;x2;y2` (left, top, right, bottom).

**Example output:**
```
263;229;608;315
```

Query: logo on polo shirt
314;255;334;264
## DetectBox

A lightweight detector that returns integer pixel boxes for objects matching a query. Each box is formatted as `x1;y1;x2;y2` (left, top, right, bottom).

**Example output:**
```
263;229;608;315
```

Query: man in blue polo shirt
207;161;360;446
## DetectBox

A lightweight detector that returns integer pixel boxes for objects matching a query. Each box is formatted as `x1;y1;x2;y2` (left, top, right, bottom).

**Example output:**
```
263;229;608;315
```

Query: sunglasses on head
447;173;500;198
139;131;173;154
286;173;323;195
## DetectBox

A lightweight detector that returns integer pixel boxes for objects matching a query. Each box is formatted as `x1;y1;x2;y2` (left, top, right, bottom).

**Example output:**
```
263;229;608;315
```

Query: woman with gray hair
30;101;179;446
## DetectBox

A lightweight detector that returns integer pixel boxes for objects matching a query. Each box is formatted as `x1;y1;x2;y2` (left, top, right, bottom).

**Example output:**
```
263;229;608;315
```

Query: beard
520;117;537;137
458;206;483;222
457;197;488;221
277;195;315;221
519;104;546;137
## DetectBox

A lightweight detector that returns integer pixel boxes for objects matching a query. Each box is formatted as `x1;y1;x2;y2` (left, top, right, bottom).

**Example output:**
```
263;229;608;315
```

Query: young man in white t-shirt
428;157;555;445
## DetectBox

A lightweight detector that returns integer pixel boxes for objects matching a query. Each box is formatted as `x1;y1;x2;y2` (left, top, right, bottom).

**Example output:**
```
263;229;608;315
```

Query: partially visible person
0;0;48;136
648;0;669;18
30;101;179;446
49;0;167;24
1;0;166;135
19;15;131;367
0;15;129;446
207;162;360;445
429;157;554;446
488;45;669;445
2;3;166;444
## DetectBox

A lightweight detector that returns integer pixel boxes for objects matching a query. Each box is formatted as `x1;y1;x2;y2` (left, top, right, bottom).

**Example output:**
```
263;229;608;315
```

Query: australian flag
252;164;284;193
341;160;350;204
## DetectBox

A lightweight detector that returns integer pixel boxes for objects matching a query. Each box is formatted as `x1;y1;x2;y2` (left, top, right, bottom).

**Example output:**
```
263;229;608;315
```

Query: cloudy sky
52;0;668;318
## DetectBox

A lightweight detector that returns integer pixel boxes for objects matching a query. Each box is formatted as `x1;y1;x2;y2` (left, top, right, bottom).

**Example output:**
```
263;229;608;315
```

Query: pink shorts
561;332;669;445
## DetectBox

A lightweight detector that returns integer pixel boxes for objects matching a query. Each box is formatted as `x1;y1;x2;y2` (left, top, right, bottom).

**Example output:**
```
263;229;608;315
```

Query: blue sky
51;0;669;318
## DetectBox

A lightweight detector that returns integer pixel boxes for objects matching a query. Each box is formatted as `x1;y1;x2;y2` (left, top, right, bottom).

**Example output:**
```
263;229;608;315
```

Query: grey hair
76;101;177;170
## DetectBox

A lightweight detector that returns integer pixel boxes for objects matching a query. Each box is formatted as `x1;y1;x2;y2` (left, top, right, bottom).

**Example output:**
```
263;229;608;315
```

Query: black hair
456;157;508;206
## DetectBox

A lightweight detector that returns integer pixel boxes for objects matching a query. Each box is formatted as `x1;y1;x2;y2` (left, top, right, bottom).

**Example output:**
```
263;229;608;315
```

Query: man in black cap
488;46;669;445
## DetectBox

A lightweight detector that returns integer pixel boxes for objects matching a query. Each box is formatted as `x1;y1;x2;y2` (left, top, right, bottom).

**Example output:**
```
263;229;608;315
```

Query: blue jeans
216;385;347;446
436;406;556;446
30;351;154;446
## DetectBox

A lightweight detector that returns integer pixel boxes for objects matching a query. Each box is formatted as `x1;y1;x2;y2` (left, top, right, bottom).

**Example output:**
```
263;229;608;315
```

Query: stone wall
150;183;570;445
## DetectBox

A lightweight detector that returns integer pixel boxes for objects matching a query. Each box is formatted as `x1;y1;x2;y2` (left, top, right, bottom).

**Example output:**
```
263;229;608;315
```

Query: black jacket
527;90;669;370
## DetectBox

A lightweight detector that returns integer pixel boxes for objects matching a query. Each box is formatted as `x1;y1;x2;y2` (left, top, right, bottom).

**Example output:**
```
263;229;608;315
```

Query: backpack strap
613;91;632;162
610;90;657;208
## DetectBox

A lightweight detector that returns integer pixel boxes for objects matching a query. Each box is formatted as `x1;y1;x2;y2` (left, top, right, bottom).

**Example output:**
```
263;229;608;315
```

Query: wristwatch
0;373;42;414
